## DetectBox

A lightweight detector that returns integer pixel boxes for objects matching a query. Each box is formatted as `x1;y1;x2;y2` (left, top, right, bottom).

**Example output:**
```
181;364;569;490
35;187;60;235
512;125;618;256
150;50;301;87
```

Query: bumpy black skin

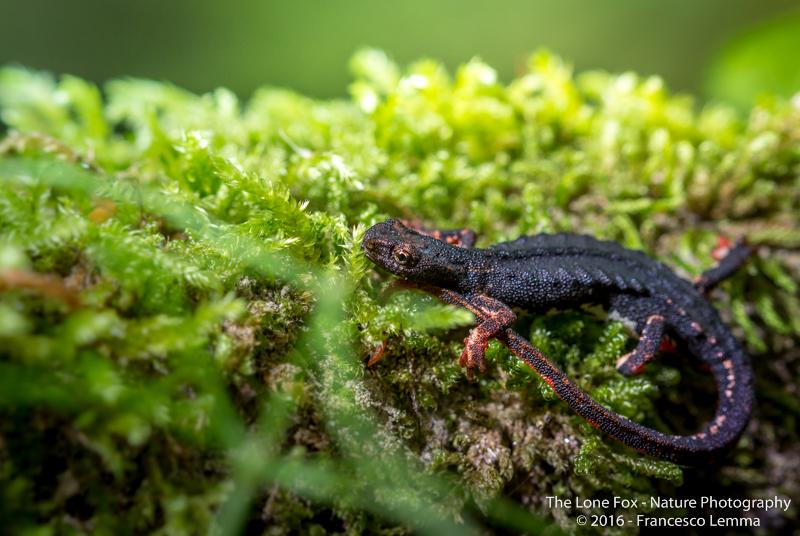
362;219;754;464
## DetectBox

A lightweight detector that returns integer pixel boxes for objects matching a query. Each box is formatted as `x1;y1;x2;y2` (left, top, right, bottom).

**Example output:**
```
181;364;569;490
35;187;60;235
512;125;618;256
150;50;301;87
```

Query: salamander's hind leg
616;315;665;377
400;219;477;248
459;294;516;381
693;238;753;295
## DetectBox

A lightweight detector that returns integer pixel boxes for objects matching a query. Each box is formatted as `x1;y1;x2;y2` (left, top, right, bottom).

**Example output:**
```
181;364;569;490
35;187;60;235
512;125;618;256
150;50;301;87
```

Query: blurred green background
2;0;800;105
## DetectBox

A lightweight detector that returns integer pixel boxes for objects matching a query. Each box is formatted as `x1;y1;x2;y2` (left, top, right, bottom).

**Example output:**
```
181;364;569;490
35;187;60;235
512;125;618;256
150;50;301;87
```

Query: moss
0;49;798;534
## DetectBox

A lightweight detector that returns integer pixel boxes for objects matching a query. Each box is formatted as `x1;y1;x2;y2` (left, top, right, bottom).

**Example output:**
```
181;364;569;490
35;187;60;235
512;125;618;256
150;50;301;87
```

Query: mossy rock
0;50;798;535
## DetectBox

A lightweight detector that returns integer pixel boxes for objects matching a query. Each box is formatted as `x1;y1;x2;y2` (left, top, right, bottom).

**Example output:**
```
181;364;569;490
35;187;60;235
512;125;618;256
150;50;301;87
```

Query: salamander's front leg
616;314;665;377
399;219;477;248
459;294;516;381
408;285;516;380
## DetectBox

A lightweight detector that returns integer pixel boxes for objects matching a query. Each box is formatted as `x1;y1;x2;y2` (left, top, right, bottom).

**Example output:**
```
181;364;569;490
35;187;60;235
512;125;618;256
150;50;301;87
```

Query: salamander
361;219;755;464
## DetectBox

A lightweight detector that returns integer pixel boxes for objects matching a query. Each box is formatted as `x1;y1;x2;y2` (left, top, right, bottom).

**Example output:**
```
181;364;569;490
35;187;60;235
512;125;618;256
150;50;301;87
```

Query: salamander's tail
499;329;753;464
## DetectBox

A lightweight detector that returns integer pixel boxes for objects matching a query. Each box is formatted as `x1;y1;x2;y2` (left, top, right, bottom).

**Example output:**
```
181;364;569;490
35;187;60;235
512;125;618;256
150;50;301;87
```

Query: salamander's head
361;219;469;287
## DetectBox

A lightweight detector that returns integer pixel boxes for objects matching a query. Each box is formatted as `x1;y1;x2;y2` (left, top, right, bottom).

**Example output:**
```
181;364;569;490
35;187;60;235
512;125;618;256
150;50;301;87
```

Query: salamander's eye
393;245;418;267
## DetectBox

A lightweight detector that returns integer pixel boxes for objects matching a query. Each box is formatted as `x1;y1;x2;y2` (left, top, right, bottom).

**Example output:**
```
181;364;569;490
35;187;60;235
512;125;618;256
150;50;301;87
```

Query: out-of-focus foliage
705;10;800;108
3;0;799;100
0;50;798;534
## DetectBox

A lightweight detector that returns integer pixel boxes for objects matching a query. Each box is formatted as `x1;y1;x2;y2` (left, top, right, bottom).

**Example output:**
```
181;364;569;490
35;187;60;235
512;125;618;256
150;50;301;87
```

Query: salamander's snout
362;220;401;249
360;222;393;265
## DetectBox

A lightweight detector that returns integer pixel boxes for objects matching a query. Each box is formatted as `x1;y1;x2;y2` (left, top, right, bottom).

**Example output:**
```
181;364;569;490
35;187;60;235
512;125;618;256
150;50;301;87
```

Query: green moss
0;49;798;534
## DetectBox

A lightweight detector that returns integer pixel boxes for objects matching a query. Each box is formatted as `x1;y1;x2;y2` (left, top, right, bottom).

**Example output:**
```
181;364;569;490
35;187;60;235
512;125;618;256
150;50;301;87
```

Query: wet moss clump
0;50;798;534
